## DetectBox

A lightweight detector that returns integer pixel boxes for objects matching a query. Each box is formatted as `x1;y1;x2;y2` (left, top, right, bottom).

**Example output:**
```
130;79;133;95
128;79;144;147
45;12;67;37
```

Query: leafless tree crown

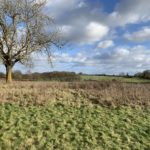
0;0;60;68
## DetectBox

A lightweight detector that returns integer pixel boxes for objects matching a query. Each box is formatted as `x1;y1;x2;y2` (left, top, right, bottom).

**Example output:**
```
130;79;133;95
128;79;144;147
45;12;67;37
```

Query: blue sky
1;0;150;74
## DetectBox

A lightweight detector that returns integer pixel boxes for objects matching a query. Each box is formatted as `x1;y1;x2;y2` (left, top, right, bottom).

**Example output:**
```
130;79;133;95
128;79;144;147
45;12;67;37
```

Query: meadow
0;80;150;149
81;75;150;83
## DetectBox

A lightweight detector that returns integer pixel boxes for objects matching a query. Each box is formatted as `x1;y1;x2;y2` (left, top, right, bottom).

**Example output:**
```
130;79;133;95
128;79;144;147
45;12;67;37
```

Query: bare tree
0;0;60;83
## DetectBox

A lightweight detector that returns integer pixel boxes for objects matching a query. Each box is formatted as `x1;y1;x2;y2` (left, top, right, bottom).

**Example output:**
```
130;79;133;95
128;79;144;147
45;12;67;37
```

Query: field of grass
0;81;150;149
0;81;150;107
0;103;150;150
81;75;150;83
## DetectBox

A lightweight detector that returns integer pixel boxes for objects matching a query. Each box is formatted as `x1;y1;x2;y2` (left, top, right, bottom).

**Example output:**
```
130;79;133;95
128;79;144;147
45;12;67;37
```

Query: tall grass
0;81;149;107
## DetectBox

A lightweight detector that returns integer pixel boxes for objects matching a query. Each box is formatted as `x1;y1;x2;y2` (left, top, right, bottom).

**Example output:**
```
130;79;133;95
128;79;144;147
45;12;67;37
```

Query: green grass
81;75;150;83
0;103;150;150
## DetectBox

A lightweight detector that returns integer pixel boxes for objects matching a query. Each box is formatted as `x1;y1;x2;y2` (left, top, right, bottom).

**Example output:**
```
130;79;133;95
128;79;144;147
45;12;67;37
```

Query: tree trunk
6;65;12;83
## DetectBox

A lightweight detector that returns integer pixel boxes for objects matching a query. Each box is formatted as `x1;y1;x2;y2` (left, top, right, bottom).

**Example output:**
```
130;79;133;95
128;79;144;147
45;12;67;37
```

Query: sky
1;0;150;75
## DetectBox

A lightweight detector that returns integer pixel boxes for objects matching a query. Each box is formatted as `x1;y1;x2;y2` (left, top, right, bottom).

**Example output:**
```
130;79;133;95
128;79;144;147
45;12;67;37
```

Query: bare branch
0;0;61;69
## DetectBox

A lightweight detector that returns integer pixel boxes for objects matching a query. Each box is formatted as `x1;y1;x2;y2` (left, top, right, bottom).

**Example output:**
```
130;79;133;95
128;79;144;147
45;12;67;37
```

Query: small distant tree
142;70;150;79
119;72;125;77
0;72;5;78
13;70;22;80
0;0;60;83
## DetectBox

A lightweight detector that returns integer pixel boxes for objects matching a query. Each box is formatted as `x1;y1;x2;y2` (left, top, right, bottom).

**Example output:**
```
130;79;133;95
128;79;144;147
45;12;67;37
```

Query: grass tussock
0;81;150;107
0;104;150;150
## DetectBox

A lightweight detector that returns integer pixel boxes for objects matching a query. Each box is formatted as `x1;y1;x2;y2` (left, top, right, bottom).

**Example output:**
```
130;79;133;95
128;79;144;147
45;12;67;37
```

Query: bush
135;70;150;79
0;72;5;79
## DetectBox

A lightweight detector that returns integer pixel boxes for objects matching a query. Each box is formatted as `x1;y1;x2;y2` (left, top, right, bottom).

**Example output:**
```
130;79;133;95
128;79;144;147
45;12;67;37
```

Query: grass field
81;75;150;83
0;81;150;149
0;104;150;150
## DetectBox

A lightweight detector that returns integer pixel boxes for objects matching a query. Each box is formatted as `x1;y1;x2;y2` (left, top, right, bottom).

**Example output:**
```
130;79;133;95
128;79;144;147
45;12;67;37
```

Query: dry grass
0;81;150;107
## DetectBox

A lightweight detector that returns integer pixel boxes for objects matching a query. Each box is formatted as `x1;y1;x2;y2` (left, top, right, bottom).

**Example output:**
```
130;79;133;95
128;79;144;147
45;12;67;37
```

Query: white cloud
35;0;150;74
53;52;87;65
52;45;150;72
44;0;150;45
108;0;150;27
77;1;86;8
29;44;150;74
45;0;81;18
44;0;110;45
124;27;150;42
61;25;73;38
108;12;140;27
61;22;109;45
113;48;130;58
85;22;109;44
97;40;114;49
46;0;150;46
93;45;150;70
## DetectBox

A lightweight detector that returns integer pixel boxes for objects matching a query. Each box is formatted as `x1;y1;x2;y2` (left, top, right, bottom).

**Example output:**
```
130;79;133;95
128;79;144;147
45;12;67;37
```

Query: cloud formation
12;0;149;74
44;0;150;45
124;27;150;42
97;40;114;49
50;45;150;74
108;0;150;27
45;0;109;45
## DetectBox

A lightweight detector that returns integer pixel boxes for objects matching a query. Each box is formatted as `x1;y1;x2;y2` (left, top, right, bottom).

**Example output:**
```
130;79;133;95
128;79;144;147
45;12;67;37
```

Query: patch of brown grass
0;81;150;107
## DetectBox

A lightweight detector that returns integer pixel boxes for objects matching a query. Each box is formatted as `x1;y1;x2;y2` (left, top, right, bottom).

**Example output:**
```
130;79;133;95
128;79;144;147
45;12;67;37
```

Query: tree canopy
0;0;60;83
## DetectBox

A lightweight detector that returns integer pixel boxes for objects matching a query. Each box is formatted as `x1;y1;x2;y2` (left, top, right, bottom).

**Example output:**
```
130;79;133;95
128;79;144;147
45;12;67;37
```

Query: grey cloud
124;27;150;42
52;45;150;74
97;40;114;49
44;0;109;44
44;0;150;45
107;0;150;27
40;0;150;74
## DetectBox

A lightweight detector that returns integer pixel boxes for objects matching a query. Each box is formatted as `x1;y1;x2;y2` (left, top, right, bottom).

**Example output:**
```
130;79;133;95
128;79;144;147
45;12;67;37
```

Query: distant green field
81;75;150;83
0;103;150;149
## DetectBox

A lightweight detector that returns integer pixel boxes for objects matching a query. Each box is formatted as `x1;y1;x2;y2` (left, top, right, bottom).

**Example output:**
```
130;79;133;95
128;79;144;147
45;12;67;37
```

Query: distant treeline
0;70;150;81
135;70;150;80
0;71;81;81
87;70;150;80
